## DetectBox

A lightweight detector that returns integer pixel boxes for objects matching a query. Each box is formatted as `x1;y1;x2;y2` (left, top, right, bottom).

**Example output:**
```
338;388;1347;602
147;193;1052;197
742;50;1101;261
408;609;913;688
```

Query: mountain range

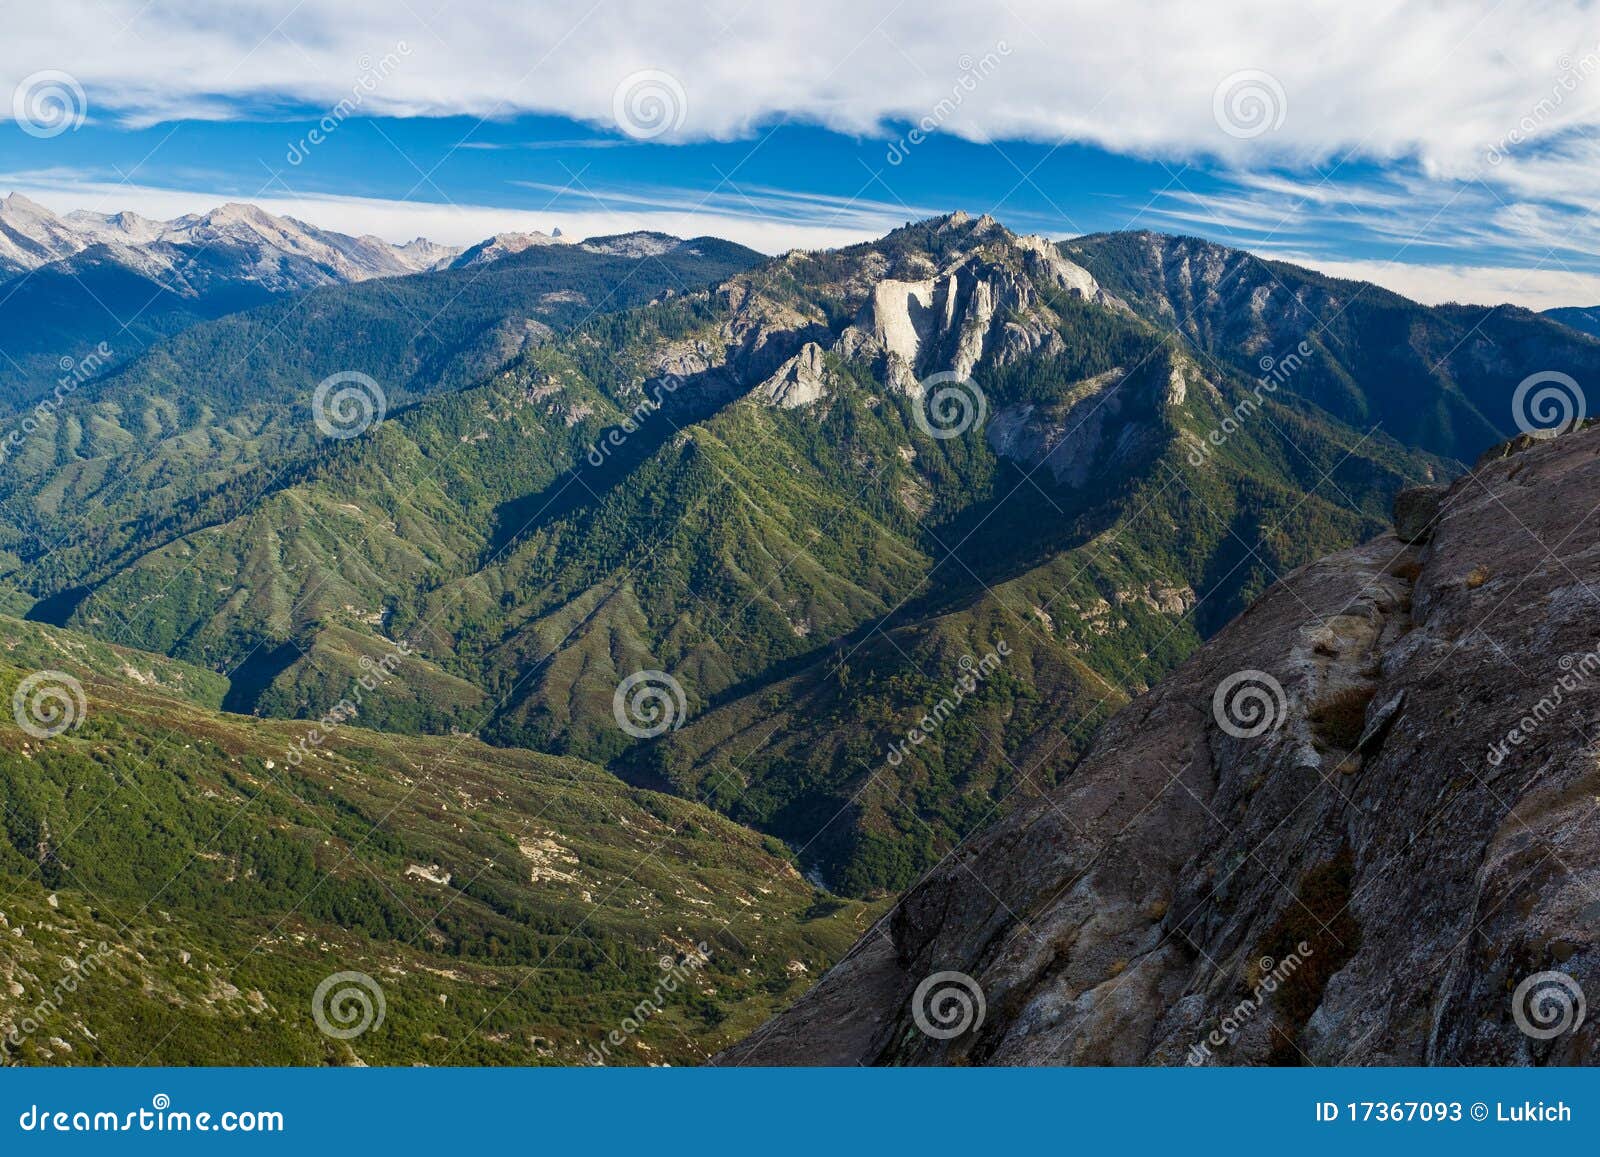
0;193;683;411
0;193;465;280
2;201;1597;1064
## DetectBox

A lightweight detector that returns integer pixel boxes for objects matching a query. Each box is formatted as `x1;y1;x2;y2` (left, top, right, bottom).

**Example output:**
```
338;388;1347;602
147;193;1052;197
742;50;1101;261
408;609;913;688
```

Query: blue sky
4;112;1243;242
7;1;1600;307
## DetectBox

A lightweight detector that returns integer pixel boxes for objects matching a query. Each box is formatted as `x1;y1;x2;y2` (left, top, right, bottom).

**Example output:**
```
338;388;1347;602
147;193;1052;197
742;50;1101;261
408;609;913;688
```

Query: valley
3;203;1597;1063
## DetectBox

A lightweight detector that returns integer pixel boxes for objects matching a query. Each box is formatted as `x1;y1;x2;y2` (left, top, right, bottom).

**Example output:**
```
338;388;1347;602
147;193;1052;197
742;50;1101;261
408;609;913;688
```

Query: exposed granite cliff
721;425;1600;1066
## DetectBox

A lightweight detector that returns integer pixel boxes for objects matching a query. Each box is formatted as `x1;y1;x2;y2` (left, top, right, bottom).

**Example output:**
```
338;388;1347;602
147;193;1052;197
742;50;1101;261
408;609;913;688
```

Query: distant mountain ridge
0;193;696;410
0;192;700;283
0;192;472;411
0;192;463;282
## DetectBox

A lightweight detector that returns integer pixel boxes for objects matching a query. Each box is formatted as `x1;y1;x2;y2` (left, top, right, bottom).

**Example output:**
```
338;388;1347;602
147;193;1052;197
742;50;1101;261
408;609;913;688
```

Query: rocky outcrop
869;278;939;365
1014;231;1122;311
1393;484;1446;543
721;425;1600;1067
840;216;1109;394
449;231;562;268
861;264;1008;381
756;342;830;409
579;231;684;258
984;360;1191;488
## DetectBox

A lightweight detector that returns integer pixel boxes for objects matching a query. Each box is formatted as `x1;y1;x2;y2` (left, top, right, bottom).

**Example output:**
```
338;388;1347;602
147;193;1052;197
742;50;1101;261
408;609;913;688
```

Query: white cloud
1133;165;1600;303
3;0;1598;173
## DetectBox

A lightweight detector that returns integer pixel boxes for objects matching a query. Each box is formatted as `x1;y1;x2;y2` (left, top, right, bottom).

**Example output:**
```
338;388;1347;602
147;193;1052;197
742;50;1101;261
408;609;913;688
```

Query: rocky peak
838;217;1115;388
450;231;563;268
689;212;1129;426
0;193;88;271
0;192;478;284
204;201;277;227
580;231;684;258
722;423;1600;1067
64;208;167;245
935;209;1002;238
393;236;461;270
755;341;830;409
1;191;54;219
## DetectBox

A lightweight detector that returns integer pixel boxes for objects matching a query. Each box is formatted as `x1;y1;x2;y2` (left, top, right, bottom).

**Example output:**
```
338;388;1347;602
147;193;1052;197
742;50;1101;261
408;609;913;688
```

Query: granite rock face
721;426;1600;1066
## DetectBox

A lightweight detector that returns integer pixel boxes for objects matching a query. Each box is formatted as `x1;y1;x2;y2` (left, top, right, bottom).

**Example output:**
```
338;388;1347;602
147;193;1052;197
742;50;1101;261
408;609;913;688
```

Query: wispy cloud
1258;251;1600;311
0;173;897;253
458;139;631;152
1142;157;1600;289
510;178;944;236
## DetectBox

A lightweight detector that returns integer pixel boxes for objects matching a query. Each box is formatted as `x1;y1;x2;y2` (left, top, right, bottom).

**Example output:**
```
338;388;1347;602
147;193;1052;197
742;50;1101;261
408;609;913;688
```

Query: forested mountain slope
0;616;869;1065
0;234;762;611
1544;305;1600;340
1068;230;1600;462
